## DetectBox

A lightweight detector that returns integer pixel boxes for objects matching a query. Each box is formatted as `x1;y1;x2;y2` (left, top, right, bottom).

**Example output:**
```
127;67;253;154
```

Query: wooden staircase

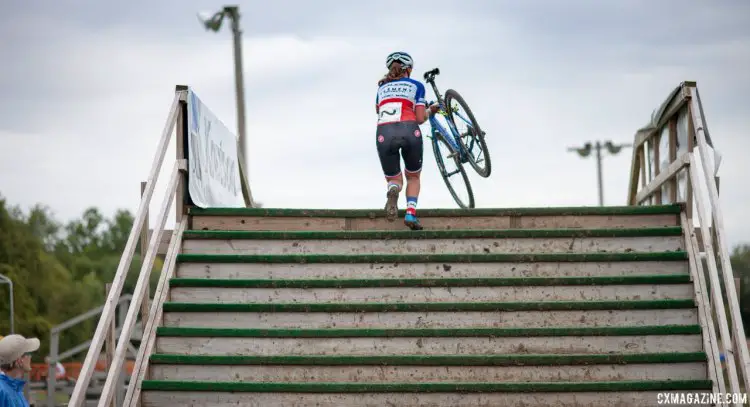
136;204;714;406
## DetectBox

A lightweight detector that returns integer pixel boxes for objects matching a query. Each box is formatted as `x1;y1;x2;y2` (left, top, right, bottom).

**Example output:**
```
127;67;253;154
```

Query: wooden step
161;299;698;329
153;325;703;356
167;275;694;303
140;380;712;407
188;205;682;231
141;389;713;407
180;227;685;255
143;390;710;407
138;203;716;407
175;251;689;265
176;259;690;280
148;352;707;383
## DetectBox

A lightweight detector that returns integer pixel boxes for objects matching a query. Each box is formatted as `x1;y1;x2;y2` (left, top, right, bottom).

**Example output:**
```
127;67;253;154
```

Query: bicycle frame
425;79;477;162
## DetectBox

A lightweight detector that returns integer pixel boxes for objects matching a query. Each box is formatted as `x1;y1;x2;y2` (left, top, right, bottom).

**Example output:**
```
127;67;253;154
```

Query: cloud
0;1;749;248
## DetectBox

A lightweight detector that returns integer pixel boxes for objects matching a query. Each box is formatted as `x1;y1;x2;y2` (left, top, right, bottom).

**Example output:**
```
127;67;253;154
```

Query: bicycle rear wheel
432;132;475;209
445;89;491;178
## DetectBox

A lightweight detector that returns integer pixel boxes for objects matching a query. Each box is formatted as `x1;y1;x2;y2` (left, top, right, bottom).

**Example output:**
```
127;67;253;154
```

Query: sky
1;0;749;247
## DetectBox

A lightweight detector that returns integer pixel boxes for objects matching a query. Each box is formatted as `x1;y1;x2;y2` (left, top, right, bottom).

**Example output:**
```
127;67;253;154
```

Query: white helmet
386;51;413;69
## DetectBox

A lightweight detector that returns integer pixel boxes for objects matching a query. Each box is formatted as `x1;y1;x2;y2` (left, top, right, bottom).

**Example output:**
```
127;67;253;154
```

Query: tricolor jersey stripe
376;78;426;125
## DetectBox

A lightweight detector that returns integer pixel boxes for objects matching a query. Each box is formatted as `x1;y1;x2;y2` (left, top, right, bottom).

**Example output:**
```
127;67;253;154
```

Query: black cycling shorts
375;120;424;178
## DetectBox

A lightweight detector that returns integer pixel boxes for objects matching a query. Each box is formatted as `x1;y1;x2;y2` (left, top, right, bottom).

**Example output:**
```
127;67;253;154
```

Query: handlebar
423;67;440;82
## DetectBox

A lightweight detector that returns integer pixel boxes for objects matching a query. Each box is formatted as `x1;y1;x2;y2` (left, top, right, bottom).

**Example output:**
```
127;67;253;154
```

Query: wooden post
175;103;186;220
669;118;678;203
104;284;116;407
139;182;151;330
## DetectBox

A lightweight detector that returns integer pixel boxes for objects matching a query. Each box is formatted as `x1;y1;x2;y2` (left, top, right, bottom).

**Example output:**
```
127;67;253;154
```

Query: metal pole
567;141;631;207
226;6;248;175
0;274;13;334
8;279;13;334
47;333;58;407
595;141;604;206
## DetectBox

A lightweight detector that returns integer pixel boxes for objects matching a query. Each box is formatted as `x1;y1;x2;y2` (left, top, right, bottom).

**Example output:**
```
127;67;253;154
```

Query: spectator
0;334;39;406
43;357;66;380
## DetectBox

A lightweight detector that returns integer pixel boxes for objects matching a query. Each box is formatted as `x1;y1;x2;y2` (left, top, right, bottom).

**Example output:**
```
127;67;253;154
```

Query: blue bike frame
426;100;476;163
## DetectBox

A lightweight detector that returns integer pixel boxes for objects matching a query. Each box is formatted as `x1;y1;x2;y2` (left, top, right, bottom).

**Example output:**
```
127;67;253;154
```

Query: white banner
186;89;245;208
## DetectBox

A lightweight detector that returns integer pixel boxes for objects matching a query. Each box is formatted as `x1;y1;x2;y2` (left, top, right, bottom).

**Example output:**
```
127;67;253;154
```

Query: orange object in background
29;359;135;382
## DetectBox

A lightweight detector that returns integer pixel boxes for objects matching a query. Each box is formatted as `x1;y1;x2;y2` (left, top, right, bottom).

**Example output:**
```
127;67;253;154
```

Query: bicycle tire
431;132;475;209
445;89;492;178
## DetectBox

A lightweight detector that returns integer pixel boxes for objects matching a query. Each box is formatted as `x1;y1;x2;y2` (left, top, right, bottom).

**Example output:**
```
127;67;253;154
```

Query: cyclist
375;51;439;230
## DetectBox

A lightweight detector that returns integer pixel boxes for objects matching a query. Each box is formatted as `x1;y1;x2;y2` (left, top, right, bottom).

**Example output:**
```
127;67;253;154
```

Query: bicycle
423;67;491;209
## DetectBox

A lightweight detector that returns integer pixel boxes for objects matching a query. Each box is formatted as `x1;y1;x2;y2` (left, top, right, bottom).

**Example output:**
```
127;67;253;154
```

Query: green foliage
0;194;163;362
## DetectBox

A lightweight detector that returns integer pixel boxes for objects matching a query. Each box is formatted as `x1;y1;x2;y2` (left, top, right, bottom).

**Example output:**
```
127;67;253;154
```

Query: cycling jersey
376;78;426;125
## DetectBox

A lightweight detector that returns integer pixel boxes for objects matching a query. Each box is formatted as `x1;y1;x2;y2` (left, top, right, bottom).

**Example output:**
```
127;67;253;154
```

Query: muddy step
161;299;698;329
174;251;689;266
188;205;681;232
140;380;712;407
153;325;703;356
167;275;694;304
179;228;685;255
176;260;690;280
148;352;706;383
141;390;714;407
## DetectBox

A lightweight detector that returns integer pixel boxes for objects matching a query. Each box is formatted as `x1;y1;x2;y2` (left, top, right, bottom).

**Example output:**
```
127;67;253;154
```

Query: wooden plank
180;235;685;256
139;182;151;349
148;229;173;255
175;261;690;281
680;211;724;394
150;362;708;384
191;214;681;232
68;90;185;407
122;218;188;407
693;227;713;252
687;154;743;397
669;118;678;203
168;284;693;304
104;284;115;407
162;308;699;330
98;163;183;407
635;153;690;204
140;390;714;407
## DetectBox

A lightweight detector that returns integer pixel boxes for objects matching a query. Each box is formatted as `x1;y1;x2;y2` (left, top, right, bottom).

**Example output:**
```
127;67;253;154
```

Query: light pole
0;274;14;334
197;5;248;176
568;141;631;206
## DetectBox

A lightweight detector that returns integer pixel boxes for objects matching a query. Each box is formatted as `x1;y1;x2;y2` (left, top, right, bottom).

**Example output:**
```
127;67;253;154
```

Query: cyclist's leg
376;124;403;221
401;123;424;230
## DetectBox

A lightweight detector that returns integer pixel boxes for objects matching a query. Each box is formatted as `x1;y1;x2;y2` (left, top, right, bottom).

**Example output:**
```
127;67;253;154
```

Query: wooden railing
66;85;255;407
627;81;749;406
45;293;136;406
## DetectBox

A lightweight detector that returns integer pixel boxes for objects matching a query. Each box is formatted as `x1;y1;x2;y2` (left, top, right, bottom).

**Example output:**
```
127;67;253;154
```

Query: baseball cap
0;335;40;364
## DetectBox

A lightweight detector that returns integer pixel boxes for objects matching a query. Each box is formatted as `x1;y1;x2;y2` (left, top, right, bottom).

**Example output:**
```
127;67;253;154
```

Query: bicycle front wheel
432;132;475;209
445;89;491;178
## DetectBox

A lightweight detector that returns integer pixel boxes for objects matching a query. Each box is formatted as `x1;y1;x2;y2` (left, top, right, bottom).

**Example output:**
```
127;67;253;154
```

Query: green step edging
181;227;683;240
175;251;689;264
162;299;695;313
149;352;707;366
155;325;702;338
188;204;682;218
168;274;692;289
140;379;711;393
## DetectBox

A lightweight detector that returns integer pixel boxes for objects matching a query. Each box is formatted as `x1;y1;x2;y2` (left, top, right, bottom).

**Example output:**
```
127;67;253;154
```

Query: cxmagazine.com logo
657;392;747;405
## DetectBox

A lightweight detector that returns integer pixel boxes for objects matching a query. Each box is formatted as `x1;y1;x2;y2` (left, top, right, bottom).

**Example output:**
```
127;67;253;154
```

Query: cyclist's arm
416;105;428;124
415;81;428;124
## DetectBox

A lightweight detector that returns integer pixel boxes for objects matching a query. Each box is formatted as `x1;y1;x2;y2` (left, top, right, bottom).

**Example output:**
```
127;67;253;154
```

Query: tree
0;193;163;360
